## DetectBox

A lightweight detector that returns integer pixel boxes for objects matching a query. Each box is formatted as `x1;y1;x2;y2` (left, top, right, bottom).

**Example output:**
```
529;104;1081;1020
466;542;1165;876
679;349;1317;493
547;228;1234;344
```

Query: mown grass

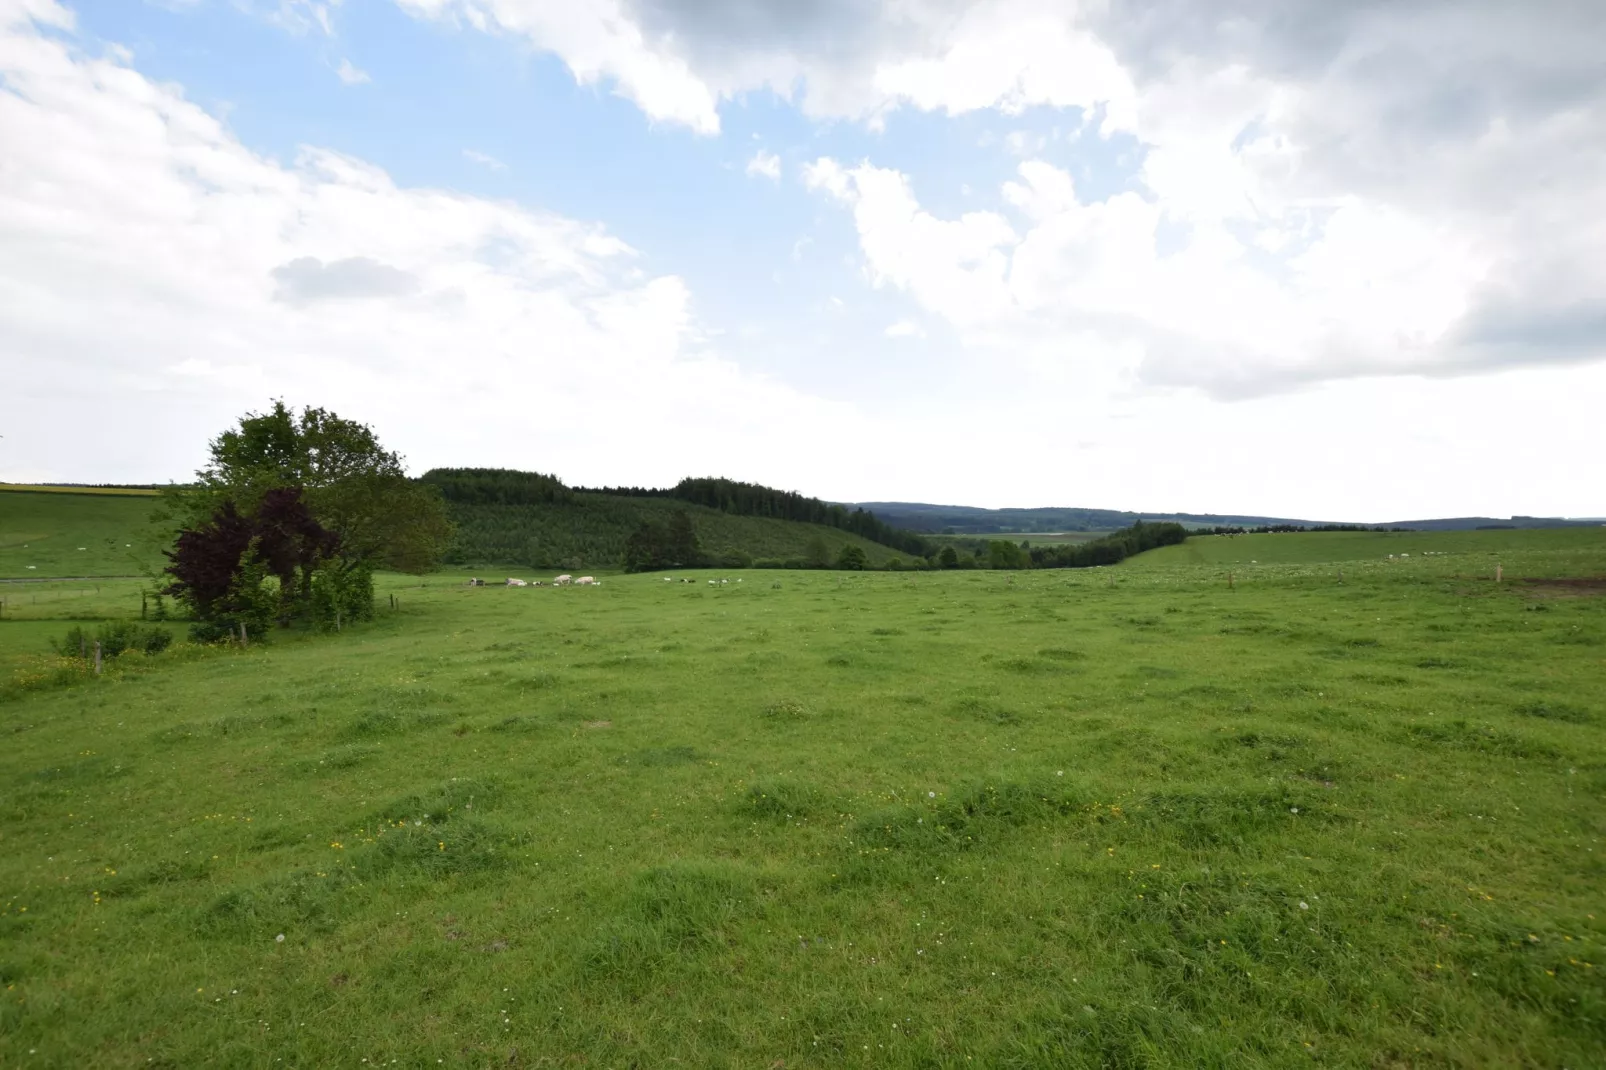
0;534;1603;1067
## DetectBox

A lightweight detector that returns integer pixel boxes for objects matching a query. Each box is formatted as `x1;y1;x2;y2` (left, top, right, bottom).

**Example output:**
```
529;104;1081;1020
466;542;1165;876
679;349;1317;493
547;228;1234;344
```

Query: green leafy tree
836;544;868;571
805;534;831;569
165;402;451;634
622;520;668;573
938;546;960;569
988;540;1030;570
188;401;451;575
664;510;702;567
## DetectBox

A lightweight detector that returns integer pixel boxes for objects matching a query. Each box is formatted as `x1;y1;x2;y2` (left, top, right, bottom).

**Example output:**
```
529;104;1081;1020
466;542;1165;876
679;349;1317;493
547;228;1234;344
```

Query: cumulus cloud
336;58;370;84
0;2;860;487
270;257;420;304
810;155;1510;395
394;0;722;133
744;148;780;180
396;0;1606;393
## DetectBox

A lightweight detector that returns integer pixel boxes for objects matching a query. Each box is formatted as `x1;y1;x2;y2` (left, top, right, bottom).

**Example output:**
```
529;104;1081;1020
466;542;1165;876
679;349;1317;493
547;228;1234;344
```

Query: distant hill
420;470;922;570
850;502;1326;534
1382;516;1605;531
852;501;1602;535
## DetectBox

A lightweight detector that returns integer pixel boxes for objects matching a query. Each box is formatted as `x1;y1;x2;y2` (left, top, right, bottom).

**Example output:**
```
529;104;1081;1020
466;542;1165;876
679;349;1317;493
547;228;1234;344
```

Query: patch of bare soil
1519;577;1606;598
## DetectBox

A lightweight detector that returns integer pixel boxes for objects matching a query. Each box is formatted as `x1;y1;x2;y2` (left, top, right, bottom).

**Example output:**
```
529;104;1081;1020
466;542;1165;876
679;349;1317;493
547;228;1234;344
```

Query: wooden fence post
94;641;102;676
1495;563;1502;583
239;621;248;647
1228;570;1235;590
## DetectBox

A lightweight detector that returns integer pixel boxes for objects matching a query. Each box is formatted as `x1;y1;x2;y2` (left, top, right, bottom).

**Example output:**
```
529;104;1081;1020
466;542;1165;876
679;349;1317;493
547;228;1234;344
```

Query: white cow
507;578;527;587
555;574;573;586
664;577;673;582
576;576;596;586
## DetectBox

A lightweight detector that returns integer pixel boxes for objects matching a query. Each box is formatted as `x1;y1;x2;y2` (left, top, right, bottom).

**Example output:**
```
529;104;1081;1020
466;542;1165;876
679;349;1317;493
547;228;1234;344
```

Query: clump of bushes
55;621;173;660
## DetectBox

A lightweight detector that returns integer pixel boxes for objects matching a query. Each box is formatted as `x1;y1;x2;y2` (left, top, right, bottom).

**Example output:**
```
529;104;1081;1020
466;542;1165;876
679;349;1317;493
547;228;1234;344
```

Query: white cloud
394;0;721;134
335;57;370;84
744;149;780;180
0;4;863;489
810;155;1503;394
884;319;922;338
260;0;339;36
393;0;1606;394
462;148;505;170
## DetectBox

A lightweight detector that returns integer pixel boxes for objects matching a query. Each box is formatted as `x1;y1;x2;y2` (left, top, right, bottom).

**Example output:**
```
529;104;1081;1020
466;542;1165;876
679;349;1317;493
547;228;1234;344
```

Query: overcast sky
2;0;1602;521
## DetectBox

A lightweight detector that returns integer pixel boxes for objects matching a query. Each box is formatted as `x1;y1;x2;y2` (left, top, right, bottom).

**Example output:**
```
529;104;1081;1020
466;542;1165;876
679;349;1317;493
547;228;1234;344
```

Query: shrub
54;622;173;659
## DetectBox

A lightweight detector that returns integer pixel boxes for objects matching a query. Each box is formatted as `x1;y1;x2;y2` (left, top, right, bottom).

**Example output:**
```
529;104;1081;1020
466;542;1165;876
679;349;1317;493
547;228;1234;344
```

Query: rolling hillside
435;491;904;570
422;468;927;570
0;488;168;578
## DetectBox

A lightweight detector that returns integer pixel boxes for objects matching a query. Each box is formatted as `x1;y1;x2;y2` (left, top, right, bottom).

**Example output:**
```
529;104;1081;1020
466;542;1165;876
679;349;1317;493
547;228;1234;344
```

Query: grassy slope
1130;526;1606;570
0;485;159;496
444;492;904;570
1;530;1603;1066
0;490;166;579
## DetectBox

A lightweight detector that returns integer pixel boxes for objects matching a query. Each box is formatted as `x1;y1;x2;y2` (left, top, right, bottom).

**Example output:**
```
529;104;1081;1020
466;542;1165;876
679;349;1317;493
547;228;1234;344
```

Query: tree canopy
164;402;451;638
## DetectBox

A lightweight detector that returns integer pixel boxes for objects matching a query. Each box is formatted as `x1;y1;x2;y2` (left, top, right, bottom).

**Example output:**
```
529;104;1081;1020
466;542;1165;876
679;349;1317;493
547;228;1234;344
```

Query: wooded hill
418;469;914;570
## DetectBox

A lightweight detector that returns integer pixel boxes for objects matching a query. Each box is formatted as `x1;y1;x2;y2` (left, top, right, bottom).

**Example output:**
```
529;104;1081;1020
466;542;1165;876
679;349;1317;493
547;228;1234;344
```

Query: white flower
928;791;936;798
1290;807;1299;814
275;933;285;942
1298;902;1309;910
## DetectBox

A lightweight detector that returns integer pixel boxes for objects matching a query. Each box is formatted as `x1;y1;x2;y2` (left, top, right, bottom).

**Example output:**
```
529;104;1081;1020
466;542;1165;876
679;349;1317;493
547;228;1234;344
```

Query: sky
1;0;1603;522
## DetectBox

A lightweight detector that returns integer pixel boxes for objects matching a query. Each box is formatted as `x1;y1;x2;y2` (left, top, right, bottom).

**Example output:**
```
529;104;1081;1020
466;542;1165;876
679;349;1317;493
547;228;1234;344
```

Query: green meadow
0;490;166;579
2;531;1604;1067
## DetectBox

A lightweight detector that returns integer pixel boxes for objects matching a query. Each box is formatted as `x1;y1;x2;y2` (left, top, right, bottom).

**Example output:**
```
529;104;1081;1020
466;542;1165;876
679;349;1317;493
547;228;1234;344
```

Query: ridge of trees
581;477;934;557
421;469;936;559
417;467;572;506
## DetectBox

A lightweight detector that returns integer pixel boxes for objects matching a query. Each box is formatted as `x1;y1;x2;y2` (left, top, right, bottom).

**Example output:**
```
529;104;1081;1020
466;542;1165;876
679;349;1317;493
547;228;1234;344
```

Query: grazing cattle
507;578;527;587
576;576;596;586
468;577;486;587
555;575;573;586
664;577;673;582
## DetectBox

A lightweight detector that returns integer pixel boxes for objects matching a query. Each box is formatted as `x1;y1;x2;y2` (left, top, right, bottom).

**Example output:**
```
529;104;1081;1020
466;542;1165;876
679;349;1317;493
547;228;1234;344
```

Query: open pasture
1;532;1604;1067
1133;527;1606;570
0;490;166;579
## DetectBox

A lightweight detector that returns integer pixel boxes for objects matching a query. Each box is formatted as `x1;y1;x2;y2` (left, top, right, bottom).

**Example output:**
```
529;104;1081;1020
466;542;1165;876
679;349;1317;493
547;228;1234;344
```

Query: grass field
1132;527;1606;570
0;485;161;496
0;490;167;578
1;531;1603;1066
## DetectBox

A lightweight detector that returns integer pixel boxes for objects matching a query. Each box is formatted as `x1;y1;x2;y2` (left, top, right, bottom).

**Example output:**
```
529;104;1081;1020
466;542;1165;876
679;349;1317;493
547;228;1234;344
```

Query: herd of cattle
467;575;598;587
467;575;746;587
